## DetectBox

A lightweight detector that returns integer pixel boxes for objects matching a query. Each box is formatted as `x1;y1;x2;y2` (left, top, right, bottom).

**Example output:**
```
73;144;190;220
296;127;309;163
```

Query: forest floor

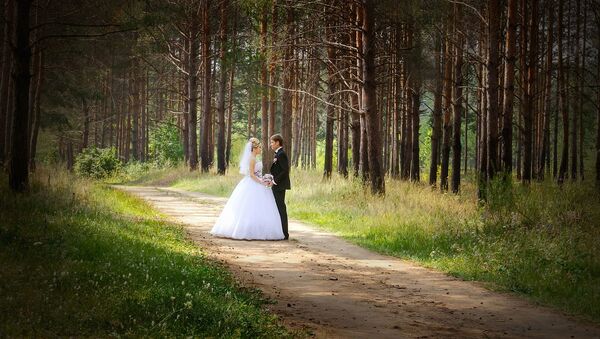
118;185;600;339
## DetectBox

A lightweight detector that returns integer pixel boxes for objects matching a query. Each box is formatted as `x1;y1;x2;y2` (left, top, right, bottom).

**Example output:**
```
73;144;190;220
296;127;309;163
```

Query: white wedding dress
211;151;284;240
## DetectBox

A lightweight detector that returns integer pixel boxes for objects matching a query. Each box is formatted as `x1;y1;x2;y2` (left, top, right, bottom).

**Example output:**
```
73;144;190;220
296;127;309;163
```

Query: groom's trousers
273;189;288;239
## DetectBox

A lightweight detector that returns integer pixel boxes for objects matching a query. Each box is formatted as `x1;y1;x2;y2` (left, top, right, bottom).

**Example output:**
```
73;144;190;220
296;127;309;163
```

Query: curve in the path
117;186;600;339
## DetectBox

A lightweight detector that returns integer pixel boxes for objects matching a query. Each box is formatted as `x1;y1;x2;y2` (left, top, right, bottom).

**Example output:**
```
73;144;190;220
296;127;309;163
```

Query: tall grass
0;167;294;337
153;167;600;322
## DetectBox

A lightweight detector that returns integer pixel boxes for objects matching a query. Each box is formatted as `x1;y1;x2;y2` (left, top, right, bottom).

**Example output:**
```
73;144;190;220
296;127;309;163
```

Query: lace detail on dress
245;156;263;177
253;158;263;177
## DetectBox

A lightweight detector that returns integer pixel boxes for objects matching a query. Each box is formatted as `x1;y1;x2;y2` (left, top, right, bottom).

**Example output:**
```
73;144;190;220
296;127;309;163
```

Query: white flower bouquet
261;173;274;186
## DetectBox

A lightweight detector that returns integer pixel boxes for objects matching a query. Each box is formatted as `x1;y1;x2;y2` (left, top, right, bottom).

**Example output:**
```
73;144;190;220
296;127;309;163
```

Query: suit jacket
270;148;291;190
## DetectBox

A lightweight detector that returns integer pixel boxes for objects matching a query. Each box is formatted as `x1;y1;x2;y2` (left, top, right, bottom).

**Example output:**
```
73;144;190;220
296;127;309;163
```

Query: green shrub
74;147;121;179
149;121;184;166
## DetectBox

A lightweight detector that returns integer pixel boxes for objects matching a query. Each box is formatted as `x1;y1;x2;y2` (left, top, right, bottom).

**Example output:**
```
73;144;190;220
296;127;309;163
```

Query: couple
210;134;290;240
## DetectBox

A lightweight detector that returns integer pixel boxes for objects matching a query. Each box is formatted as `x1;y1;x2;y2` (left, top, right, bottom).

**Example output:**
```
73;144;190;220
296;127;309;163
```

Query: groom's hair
270;134;284;147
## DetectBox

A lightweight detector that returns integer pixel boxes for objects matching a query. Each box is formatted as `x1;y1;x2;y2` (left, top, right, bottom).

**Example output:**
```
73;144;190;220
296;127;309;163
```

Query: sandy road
117;186;600;339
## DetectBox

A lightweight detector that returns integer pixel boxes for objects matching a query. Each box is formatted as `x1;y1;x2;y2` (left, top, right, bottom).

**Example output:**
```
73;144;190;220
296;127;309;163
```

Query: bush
149;121;184;166
74;147;121;179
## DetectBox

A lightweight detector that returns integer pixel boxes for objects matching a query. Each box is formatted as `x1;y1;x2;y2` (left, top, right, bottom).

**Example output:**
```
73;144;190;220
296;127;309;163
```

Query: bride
210;138;285;240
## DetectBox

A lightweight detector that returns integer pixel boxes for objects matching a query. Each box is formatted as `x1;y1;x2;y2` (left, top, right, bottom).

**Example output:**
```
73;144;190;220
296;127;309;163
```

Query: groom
269;134;290;240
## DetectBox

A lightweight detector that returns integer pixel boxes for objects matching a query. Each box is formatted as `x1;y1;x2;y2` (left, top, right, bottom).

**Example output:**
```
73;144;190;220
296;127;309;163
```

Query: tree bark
557;0;569;184
350;3;361;177
259;11;270;172
131;61;140;161
188;21;200;171
361;0;384;194
486;0;501;182
225;13;237;168
440;20;453;192
200;0;212;172
539;2;554;179
217;0;228;175
29;50;43;172
570;0;581;181
502;0;518;174
523;0;539;182
281;2;294;160
596;45;600;189
324;22;336;179
82;98;90;150
451;17;464;193
578;3;587;180
8;0;32;192
268;0;278;139
429;35;443;186
0;0;13;166
410;82;421;182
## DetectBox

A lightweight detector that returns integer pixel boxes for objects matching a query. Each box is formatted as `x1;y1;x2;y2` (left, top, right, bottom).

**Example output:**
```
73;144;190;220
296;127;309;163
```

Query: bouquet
261;173;274;186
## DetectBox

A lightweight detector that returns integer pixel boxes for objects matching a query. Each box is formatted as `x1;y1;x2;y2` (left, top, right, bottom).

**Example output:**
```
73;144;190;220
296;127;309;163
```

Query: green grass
148;165;600;323
0;167;294;337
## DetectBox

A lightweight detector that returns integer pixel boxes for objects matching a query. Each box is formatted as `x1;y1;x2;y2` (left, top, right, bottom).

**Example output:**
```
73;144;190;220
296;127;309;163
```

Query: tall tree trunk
188;25;199;171
324;25;336;179
125;88;131;162
523;0;539;182
350;3;361;177
477;7;489;200
410;82;421;182
486;0;501;184
440;21;453;192
539;2;554;178
403;33;414;181
553;81;559;178
464;86;469;174
502;0;518;174
356;4;369;182
596;44;600;189
361;0;384;194
429;35;443;186
578;2;587;180
82;99;90;150
259;11;270;171
557;0;569;184
9;0;32;192
268;0;278;139
217;0;228;175
225;12;237;168
200;0;212;172
0;0;13;166
570;0;581;181
29;50;43;172
281;3;294;160
131;62;140;161
451;17;464;193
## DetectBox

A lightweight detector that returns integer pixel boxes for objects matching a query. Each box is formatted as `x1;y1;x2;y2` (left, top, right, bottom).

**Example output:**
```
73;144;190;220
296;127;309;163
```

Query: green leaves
149;120;184;166
74;147;122;179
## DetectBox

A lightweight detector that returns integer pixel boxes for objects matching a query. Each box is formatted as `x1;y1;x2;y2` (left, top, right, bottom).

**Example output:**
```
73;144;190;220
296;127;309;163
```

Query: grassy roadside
133;165;600;323
0;168;294;337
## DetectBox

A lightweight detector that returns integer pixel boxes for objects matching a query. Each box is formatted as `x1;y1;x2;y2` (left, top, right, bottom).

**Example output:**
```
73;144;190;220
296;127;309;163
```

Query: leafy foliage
149;120;184;166
74;147;121;179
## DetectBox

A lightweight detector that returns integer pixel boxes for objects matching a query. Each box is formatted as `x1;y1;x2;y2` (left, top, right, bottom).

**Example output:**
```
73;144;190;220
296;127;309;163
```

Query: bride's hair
249;137;261;151
240;138;260;175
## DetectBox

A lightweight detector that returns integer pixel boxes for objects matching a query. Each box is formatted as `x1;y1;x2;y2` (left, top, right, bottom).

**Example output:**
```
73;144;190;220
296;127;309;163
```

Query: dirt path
118;186;599;339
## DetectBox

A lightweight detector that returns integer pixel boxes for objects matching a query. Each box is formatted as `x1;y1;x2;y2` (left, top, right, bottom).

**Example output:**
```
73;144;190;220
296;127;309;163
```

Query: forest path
117;186;599;339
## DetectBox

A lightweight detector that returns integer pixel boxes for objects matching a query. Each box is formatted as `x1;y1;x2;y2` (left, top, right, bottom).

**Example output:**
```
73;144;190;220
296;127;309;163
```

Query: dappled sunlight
144;167;600;322
121;186;600;338
0;172;292;337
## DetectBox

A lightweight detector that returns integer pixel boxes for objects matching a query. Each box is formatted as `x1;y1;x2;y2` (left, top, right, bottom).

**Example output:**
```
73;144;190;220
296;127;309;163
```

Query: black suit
270;147;290;239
